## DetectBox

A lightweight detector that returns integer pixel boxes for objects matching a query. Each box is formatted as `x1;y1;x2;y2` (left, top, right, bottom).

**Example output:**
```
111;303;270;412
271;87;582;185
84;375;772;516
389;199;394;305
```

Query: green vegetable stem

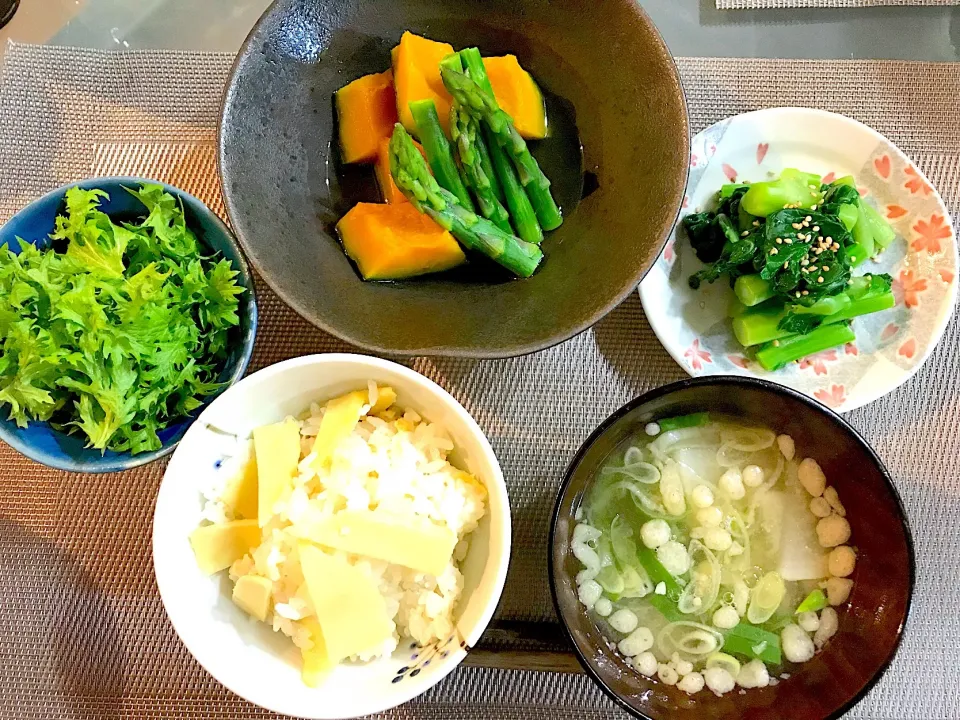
450;104;513;233
755;323;857;371
734;274;775;307
740;168;823;217
409;99;474;211
389;124;543;278
722;623;782;665
657;412;710;433
440;58;563;231
456;48;544;245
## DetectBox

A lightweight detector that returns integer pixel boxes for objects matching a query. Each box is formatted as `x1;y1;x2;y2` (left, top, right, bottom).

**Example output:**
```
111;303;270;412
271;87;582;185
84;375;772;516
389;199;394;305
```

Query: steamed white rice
204;385;487;661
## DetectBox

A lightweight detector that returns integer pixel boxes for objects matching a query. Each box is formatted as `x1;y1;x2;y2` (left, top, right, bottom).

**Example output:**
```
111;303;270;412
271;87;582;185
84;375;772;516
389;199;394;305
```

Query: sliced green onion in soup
719;427;777;452
657;621;724;659
610;516;653;598
747;571;786;624
596;565;625;598
705;651;742;678
677;541;721;614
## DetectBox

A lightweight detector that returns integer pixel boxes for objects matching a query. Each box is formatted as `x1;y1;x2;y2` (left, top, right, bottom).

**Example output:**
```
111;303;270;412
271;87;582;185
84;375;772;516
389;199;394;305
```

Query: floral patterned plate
639;107;957;413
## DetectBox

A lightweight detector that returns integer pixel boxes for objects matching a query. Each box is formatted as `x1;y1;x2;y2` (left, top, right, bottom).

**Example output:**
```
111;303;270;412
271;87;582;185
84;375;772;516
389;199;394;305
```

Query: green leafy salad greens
0;185;244;453
683;169;897;370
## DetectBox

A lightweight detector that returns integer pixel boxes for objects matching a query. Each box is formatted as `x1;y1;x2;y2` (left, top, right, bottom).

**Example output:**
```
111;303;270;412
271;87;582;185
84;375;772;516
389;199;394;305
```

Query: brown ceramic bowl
549;377;914;720
219;0;688;357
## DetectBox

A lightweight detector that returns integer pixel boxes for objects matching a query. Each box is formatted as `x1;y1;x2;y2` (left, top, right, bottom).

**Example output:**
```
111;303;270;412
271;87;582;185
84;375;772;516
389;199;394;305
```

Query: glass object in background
0;0;958;64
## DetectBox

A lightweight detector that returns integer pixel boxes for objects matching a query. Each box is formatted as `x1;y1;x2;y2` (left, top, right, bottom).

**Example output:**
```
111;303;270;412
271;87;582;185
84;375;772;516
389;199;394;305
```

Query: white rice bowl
153;355;510;719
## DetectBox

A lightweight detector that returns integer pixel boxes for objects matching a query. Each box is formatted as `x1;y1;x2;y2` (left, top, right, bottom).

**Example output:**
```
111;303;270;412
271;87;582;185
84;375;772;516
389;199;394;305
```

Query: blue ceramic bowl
0;177;258;473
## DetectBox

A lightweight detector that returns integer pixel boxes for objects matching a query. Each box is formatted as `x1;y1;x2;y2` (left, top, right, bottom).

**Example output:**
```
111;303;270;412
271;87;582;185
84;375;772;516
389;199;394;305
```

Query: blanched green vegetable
450;104;512;232
755;323;857;371
740;168;823;216
722;623;782;664
735;274;775;307
409;99;474;210
389;124;543;277
457;49;544;245
732;273;894;345
795;588;828;614
439;61;563;231
657;412;710;432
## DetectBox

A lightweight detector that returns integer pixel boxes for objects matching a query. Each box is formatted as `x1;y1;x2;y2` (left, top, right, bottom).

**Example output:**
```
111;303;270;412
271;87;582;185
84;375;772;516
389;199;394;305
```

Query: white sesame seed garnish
802;290;809;296
741;230;749;237
785;238;793;244
783;261;789;269
805;216;812;222
796;292;802;298
753;220;760;227
826;237;833;243
773;340;781;347
792;223;803;230
850;256;857;263
776;238;783;244
817;277;824;283
770;248;779;255
810;204;818;210
813;226;820;232
822;265;830;271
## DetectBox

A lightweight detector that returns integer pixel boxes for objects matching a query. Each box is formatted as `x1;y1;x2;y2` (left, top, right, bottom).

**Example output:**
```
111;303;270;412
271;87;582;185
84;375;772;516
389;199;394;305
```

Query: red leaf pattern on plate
722;164;738;182
898;338;917;359
911;214;952;254
940;269;955;284
858;187;869;197
799;349;838;376
814;385;846;408
756;143;769;164
727;355;749;369
844;343;859;356
684;339;712;371
881;323;900;341
707;143;717;158
895;269;928;309
690;153;698;168
821;172;836;185
682;195;689;209
886;205;908;220
904;166;932;196
663;240;675;263
874;155;891;179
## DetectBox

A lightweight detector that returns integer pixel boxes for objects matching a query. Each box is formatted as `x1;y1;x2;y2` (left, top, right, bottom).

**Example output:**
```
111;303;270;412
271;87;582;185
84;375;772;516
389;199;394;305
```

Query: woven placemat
718;0;957;8
1;42;959;719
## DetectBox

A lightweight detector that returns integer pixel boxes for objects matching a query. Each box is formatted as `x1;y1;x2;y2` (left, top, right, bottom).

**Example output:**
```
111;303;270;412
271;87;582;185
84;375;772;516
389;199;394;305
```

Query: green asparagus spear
409;99;474;210
453;51;507;205
450;104;513;233
439;61;563;231
474;121;504;203
456;49;544;244
389;125;543;278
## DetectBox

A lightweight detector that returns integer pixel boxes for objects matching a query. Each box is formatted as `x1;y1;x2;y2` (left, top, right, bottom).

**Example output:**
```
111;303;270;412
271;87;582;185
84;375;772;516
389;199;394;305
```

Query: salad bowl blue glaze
0;177;258;473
